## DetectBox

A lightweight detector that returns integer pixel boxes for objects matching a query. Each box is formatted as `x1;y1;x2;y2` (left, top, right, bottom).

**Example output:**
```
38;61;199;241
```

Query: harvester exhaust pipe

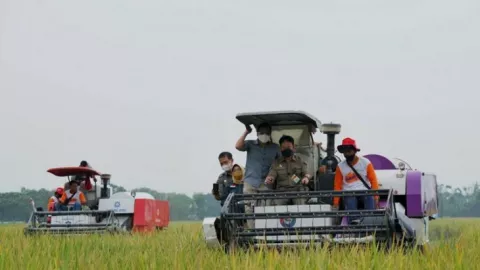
100;174;111;198
320;123;341;173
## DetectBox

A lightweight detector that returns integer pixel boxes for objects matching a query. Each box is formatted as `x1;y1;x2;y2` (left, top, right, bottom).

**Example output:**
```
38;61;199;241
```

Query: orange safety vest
333;156;379;206
47;196;59;211
59;190;87;205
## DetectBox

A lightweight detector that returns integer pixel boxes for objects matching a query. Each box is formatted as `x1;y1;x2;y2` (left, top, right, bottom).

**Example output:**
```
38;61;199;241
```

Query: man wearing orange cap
332;137;380;224
47;187;64;211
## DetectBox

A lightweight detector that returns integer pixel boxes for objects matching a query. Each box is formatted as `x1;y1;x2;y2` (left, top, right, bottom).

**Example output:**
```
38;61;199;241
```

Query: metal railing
220;189;398;247
24;209;119;235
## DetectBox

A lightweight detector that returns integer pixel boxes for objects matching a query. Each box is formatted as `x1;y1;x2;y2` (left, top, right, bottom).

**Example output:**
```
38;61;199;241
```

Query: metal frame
218;189;414;249
24;210;122;235
235;110;322;129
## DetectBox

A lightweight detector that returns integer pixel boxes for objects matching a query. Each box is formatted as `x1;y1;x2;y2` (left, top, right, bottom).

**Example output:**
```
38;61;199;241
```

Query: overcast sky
1;0;479;195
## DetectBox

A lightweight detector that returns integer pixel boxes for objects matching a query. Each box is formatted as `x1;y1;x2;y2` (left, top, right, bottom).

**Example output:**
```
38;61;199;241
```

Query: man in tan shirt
265;135;312;205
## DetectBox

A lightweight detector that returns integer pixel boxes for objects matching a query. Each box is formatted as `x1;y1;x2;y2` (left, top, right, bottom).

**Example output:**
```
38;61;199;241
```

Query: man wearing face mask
212;151;244;207
235;122;281;229
332;137;380;224
265;135;311;205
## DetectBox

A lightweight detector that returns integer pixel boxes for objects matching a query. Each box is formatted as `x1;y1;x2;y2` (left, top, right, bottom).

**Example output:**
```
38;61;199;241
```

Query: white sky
1;0;479;196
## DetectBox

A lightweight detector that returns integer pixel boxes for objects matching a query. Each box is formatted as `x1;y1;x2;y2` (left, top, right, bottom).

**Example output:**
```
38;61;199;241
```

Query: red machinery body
132;198;170;232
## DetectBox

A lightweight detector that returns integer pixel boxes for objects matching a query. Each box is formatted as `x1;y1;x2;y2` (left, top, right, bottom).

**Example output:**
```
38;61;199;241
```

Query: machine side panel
50;215;93;225
154;200;170;227
133;199;156;232
375;170;406;195
422;173;439;216
98;198;135;213
406;171;423;217
254;205;332;242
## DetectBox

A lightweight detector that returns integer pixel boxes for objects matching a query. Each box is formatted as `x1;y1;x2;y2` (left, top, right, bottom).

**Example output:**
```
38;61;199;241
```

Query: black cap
69;179;80;185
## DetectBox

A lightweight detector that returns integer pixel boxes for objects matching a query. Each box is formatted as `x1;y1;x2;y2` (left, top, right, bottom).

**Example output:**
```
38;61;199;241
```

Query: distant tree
110;183;126;193
192;193;221;219
2;182;478;221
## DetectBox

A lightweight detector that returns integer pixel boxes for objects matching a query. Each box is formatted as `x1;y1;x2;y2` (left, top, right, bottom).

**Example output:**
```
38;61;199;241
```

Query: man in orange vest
332;137;380;224
47;187;64;211
56;180;87;211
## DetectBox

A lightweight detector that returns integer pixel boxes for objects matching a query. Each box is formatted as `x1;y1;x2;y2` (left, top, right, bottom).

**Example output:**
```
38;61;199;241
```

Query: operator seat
292;128;319;191
84;187;99;209
295;146;316;184
295;144;322;194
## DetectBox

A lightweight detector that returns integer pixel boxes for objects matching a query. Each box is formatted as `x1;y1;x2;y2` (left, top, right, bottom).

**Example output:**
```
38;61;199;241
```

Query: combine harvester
202;110;438;252
24;166;170;235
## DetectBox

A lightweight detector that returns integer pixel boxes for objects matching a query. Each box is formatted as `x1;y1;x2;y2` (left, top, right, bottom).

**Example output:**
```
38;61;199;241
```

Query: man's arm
299;159;311;185
301;159;311;179
79;192;87;205
235;130;251;151
366;163;380;201
47;197;54;210
333;167;343;207
265;160;278;184
59;193;66;204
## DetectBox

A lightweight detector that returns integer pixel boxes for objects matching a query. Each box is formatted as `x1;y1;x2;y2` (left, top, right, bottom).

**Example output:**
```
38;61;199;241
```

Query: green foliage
0;184;221;222
1;182;479;221
438;183;480;217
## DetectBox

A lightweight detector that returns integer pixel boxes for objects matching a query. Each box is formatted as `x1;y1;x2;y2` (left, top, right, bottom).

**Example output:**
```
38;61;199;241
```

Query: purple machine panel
364;154;439;218
364;154;397;170
406;171;439;217
406;171;423;217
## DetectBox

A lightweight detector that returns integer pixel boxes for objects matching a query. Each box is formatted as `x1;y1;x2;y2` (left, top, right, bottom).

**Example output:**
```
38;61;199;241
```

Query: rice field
0;218;478;270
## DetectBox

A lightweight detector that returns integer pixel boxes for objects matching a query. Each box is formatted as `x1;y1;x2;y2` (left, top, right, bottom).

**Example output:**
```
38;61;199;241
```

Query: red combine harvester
24;166;170;235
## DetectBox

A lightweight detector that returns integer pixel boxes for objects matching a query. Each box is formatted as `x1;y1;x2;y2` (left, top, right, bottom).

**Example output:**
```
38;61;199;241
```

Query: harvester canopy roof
47;166;101;177
235;110;322;129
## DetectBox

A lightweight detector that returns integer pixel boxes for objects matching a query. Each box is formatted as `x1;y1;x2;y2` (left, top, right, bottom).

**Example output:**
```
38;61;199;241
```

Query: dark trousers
343;196;375;224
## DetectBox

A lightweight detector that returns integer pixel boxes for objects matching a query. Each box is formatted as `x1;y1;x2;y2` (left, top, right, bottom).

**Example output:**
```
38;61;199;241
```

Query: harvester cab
24;166;171;236
202;110;439;252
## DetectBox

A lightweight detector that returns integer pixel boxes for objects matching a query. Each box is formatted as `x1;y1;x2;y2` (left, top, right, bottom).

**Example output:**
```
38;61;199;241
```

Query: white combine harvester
24;166;170;235
202;110;439;252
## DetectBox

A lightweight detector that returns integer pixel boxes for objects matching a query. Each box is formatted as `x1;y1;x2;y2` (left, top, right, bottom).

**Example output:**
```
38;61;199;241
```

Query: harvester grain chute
24;166;170;235
202;110;439;252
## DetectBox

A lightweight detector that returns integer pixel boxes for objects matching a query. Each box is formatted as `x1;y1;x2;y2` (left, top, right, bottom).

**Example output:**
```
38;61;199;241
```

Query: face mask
258;134;270;143
344;154;355;162
281;149;293;158
221;163;233;172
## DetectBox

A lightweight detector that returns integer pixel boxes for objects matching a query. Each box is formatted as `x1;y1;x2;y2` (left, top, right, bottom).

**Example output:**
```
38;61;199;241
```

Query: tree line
0;183;479;222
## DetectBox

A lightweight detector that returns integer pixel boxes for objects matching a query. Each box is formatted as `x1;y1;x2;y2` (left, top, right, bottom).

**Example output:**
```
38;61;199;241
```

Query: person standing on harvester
212;151;245;207
235;122;281;229
333;137;380;224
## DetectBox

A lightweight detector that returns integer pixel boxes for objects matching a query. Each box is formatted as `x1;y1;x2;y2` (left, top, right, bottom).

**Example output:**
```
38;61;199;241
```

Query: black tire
385;231;409;252
417;243;429;254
